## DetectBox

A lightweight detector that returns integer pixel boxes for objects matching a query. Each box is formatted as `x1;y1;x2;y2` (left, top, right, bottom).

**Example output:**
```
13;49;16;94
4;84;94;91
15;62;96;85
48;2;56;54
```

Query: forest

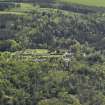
0;1;105;105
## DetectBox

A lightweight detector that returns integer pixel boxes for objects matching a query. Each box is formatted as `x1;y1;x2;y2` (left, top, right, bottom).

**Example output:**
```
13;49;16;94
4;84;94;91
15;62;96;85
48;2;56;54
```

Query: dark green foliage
0;2;105;105
0;40;20;51
1;5;105;51
0;45;105;105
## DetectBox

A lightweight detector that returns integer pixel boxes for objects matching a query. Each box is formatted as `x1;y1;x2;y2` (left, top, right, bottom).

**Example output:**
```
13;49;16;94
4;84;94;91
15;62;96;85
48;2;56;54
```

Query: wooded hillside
0;1;105;105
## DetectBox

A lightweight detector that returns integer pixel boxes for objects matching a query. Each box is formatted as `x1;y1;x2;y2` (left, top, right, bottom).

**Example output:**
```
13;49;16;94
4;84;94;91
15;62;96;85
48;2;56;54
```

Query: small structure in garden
62;47;75;68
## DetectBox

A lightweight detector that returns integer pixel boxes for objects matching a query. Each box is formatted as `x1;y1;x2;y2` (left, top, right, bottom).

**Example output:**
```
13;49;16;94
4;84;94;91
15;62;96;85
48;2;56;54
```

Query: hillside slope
1;0;105;7
1;1;105;105
1;3;105;51
57;0;105;7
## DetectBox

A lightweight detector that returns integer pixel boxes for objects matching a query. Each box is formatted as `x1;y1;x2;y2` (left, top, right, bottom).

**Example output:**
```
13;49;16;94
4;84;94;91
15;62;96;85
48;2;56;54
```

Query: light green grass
18;3;35;11
8;3;37;12
34;49;49;54
0;11;26;15
56;0;105;7
23;49;49;55
1;0;105;7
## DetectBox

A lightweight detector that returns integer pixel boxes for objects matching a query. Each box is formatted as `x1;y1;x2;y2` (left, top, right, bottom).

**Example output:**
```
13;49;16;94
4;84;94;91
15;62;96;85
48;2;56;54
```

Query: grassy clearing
22;49;49;55
56;0;105;7
7;3;37;12
0;49;62;62
0;3;38;16
0;11;26;15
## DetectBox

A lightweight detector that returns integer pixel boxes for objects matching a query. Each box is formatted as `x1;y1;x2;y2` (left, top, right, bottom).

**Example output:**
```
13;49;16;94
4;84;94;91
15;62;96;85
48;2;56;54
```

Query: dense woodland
1;1;105;105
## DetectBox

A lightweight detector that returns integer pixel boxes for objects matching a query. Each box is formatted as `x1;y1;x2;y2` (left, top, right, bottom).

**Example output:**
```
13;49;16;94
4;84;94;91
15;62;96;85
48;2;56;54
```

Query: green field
1;0;105;7
0;0;105;7
57;0;105;7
